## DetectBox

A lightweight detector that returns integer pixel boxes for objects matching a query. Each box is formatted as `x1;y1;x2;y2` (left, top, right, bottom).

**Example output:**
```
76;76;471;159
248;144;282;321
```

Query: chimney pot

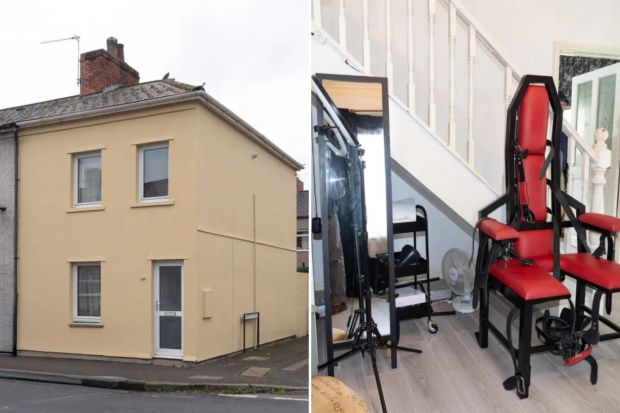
80;37;139;95
117;43;124;61
106;37;118;57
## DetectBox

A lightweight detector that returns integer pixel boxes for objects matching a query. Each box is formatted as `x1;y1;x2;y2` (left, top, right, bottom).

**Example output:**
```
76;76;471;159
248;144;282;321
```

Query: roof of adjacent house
0;79;302;170
0;80;197;125
297;189;309;218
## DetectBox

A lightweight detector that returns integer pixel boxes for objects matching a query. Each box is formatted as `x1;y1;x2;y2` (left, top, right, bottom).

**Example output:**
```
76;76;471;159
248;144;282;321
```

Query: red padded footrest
490;259;570;301
578;212;620;233
561;253;620;291
479;219;519;241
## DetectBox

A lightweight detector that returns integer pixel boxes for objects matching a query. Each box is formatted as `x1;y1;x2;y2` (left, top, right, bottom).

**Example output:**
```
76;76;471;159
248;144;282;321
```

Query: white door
571;63;620;216
154;261;183;358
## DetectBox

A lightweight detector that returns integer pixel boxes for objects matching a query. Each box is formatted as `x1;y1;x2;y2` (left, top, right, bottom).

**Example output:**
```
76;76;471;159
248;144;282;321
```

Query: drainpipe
12;124;18;356
0;123;19;356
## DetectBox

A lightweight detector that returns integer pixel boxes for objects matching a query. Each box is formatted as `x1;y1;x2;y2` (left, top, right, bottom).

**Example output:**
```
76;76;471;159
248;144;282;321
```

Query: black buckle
516;374;527;397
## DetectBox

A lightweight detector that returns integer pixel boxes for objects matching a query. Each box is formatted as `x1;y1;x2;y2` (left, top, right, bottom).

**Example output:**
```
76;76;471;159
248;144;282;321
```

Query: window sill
130;199;175;208
66;205;105;213
68;322;103;328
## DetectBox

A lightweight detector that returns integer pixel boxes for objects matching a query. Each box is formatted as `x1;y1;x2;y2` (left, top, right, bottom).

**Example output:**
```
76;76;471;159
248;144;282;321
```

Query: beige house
0;37;302;362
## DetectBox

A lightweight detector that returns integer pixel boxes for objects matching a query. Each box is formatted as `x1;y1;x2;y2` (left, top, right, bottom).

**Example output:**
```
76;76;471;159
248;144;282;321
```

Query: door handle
155;300;160;311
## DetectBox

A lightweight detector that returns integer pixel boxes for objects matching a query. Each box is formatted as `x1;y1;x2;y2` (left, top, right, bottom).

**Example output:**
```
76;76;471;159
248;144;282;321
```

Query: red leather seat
490;259;570;301
561;253;620;292
479;219;519;241
578;212;620;232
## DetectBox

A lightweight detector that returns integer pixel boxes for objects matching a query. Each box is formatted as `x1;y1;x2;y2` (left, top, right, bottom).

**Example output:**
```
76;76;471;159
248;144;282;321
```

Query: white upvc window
297;231;309;251
139;143;169;201
73;263;101;323
74;151;102;206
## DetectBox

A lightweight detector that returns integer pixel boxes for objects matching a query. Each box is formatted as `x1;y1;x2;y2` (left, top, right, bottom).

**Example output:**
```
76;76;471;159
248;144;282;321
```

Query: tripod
319;230;422;413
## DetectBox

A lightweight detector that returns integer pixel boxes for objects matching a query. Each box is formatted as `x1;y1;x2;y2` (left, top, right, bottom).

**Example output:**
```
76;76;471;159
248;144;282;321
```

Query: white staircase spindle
386;0;394;93
582;153;590;210
467;24;476;166
428;0;436;132
313;0;322;28
566;134;576;196
362;0;371;72
591;128;611;214
564;137;577;252
407;0;415;111
448;3;456;149
339;0;347;49
504;66;513;110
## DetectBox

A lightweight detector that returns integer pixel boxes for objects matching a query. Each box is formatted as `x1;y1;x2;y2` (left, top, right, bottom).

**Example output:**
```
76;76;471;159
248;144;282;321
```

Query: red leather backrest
518;86;549;156
518;85;549;222
514;229;553;259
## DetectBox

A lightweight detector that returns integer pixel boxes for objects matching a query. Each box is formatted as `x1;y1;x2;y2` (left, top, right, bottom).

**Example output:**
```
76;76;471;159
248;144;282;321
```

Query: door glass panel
159;266;181;311
597;74;616;146
576;81;593;141
159;316;182;349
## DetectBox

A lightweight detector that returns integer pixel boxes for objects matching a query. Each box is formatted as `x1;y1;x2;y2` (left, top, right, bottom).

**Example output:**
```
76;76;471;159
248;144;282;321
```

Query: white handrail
563;122;597;160
313;0;601;201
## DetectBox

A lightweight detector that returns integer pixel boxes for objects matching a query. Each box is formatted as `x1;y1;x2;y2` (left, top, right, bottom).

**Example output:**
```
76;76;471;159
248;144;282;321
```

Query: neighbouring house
0;37;302;362
296;179;309;271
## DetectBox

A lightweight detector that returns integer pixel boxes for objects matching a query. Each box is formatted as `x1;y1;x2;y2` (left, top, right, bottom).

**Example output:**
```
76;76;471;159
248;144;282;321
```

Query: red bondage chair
473;75;620;399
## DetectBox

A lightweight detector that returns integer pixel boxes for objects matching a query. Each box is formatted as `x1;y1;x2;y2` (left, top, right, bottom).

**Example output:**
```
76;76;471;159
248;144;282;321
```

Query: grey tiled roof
297;190;309;218
0;80;200;125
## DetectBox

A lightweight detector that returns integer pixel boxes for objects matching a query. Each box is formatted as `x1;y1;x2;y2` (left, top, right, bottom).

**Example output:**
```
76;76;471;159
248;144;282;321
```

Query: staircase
312;0;609;232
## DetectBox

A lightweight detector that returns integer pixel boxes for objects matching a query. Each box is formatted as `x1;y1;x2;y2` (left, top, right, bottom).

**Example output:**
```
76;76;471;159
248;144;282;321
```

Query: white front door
154;261;183;359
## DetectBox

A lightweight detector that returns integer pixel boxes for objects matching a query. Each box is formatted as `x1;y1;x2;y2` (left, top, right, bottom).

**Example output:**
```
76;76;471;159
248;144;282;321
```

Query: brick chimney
296;178;304;192
79;37;139;95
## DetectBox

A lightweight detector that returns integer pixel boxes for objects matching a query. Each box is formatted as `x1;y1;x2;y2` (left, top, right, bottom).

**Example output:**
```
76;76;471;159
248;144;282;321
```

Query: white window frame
296;231;309;252
139;142;169;202
73;151;102;207
72;262;101;324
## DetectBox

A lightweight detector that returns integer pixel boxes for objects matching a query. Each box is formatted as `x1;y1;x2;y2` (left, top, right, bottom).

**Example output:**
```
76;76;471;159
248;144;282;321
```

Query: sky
0;0;310;183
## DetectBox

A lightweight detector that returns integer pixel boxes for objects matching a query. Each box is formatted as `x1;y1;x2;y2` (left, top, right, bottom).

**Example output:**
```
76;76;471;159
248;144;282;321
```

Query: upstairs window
139;143;169;200
74;152;102;206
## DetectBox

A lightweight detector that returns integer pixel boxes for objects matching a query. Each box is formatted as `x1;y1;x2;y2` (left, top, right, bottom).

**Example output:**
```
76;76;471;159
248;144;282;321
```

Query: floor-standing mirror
311;74;403;377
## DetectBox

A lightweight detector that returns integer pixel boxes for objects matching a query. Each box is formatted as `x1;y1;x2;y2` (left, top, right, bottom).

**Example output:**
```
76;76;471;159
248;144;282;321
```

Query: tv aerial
41;35;81;86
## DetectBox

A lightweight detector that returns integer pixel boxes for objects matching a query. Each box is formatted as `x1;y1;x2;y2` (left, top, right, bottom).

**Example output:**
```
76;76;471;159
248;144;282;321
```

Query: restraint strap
583;290;604;345
514;146;535;222
552;189;591;254
503;306;526;395
592;234;606;258
474;243;503;309
539;150;555;180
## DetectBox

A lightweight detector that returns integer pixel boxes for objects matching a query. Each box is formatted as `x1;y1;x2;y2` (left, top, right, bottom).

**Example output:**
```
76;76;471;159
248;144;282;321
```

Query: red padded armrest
578;212;620;233
479;219;519;241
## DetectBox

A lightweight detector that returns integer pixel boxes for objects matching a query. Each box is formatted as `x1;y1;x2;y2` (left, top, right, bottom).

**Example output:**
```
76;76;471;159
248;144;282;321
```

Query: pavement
0;336;308;395
0;379;308;413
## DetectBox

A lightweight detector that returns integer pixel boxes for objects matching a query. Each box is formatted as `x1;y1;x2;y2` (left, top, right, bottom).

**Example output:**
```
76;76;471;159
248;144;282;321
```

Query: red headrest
518;85;549;155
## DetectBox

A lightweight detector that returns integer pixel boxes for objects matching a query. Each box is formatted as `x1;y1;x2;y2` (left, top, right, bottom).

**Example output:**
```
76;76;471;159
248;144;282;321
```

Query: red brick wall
80;50;139;95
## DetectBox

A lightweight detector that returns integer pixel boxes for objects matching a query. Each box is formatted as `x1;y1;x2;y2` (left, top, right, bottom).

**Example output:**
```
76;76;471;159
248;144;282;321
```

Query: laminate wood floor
327;292;620;413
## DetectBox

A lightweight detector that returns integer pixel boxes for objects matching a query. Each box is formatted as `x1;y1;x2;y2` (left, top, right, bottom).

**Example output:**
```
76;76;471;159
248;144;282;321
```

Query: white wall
460;0;620;76
392;170;472;276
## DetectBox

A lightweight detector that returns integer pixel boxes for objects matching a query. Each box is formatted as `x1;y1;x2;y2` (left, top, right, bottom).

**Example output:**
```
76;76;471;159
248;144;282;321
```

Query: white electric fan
441;248;476;313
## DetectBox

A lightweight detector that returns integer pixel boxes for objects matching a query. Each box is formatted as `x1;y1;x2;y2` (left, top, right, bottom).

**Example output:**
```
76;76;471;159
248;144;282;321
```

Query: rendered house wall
17;103;200;360
195;106;298;360
0;130;16;353
16;99;298;362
